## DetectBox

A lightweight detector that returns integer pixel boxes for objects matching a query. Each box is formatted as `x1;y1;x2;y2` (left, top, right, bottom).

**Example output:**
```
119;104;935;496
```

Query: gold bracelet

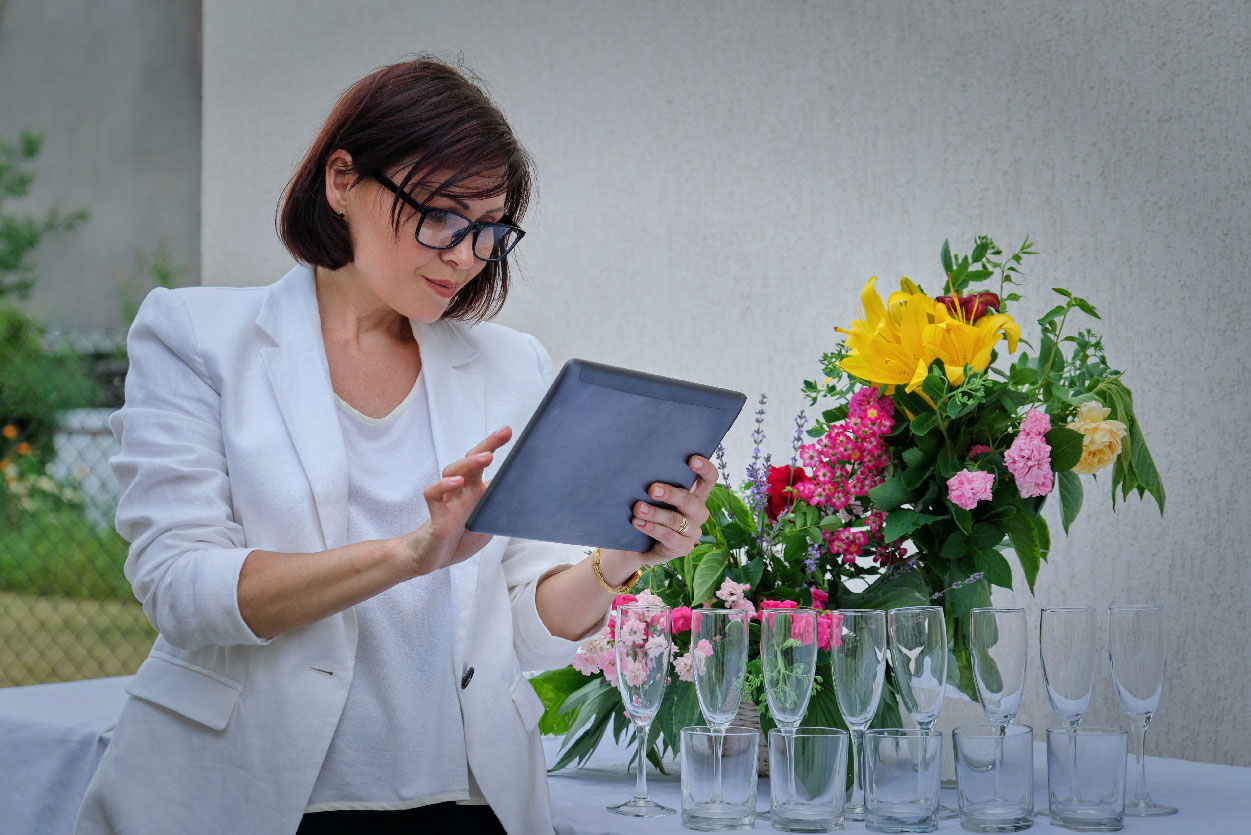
591;548;643;595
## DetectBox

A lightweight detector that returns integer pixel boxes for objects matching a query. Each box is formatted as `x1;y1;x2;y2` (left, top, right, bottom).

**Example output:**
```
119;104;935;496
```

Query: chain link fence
0;327;155;687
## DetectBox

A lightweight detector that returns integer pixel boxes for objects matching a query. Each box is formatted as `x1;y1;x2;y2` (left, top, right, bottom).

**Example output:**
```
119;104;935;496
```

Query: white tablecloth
2;675;1248;834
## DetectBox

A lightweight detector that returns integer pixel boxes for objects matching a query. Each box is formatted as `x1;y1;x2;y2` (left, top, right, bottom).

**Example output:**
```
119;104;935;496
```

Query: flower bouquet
531;236;1164;772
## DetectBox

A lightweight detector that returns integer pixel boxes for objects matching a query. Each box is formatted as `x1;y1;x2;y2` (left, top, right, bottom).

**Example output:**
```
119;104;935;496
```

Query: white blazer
75;265;587;835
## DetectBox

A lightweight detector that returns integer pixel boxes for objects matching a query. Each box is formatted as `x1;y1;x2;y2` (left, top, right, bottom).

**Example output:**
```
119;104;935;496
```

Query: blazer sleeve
502;333;607;671
109;288;271;651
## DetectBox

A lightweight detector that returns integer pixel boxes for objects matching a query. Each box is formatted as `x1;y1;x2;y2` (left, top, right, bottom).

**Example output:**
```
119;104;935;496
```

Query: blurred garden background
0;1;202;685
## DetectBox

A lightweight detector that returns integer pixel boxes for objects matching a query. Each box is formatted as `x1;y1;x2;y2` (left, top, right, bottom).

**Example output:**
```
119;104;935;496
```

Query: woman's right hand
399;426;513;576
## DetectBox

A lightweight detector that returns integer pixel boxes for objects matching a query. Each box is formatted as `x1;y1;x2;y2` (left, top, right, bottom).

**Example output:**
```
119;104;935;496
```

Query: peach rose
1068;400;1127;474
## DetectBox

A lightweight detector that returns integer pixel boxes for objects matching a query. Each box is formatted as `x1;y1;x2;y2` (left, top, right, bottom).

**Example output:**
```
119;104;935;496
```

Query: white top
307;374;478;811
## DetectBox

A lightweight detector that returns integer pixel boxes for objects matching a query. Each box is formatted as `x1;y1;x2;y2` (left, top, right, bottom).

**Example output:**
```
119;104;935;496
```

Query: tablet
464;359;747;551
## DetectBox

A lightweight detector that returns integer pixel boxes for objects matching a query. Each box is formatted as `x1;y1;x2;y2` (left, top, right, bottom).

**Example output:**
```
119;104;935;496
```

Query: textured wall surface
0;0;201;331
203;0;1251;765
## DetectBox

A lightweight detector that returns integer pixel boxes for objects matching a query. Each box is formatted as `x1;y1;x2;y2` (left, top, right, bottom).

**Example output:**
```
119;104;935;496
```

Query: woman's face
335;161;507;323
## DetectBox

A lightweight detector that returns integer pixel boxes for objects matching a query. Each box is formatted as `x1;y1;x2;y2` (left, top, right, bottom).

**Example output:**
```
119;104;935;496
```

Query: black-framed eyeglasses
372;173;525;262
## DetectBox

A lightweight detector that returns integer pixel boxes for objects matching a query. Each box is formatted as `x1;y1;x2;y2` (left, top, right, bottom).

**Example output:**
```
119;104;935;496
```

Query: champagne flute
1041;606;1096;807
761;607;819;819
832;608;886;822
888;605;956;819
691;608;750;804
608;604;673;817
969;607;1027;801
1109;604;1178;817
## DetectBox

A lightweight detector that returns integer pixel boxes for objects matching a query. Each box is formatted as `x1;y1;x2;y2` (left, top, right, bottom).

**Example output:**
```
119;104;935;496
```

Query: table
2;676;1248;834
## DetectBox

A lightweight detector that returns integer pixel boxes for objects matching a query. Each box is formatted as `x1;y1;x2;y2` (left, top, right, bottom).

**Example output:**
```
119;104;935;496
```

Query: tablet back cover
465;359;746;551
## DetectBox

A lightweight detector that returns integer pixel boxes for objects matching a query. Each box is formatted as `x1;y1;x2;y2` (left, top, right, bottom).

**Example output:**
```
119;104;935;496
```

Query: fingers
423;474;467;504
687;455;719;499
440;426;512;483
465;426;512;457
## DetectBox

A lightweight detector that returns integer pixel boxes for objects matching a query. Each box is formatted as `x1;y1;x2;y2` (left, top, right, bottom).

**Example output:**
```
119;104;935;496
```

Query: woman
75;58;715;835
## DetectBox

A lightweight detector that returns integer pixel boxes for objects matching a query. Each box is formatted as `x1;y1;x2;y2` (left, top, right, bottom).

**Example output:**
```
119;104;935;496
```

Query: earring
337;210;346;219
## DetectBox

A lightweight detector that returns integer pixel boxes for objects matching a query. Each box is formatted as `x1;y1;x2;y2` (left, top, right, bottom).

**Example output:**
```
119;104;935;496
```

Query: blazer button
461;666;475;689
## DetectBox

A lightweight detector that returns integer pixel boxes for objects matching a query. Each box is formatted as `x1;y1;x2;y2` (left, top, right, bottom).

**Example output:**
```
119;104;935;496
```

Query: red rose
935;292;1001;321
766;465;810;521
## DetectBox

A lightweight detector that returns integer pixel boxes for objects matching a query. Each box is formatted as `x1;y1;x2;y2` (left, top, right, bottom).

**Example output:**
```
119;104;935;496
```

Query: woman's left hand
630;455;719;566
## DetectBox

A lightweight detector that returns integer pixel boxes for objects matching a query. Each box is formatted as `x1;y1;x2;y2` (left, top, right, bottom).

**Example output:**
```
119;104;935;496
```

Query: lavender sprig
750;393;768;470
930;571;986;601
790;410;807;468
714;444;730;488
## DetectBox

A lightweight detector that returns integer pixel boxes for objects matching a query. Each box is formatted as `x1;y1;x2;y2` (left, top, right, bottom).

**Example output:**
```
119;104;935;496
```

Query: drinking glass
761;608;819;822
1109;604;1178;817
1040;607;1096;728
608;603;673;817
969;607;1026;806
832;608;887;821
681;726;760;830
953;723;1034;832
1046;727;1128;831
888;605;956;820
969;607;1027;729
691;608;750;805
768;727;849;832
863;728;942;833
1041;606;1096;813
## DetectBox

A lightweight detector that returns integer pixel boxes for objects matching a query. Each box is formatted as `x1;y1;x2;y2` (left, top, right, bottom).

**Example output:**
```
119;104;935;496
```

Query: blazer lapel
414;320;486;652
257;265;349;550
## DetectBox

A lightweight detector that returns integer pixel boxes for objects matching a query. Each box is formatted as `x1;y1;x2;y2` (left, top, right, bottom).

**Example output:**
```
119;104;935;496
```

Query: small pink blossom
618;618;646;646
623;657;648;687
715;578;751;606
572;651;601;675
673;652;694;682
695;639;714;656
968;444;992;456
730;597;757;620
611;593;637;610
790;611;817;645
947;469;996;510
670;606;693;634
1020;408;1052;437
1005;430;1054;498
634;589;664;607
810;587;829;609
644;634;669;659
599;653;619;686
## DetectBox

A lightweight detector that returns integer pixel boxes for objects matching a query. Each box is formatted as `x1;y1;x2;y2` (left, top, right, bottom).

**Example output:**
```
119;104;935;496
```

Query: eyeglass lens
417;210;519;261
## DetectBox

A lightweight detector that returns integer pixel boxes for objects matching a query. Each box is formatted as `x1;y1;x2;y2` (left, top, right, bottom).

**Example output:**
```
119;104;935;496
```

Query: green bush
0;502;132;601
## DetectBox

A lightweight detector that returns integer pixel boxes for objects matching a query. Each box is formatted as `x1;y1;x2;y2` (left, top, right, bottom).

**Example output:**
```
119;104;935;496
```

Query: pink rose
1005;429;1054;498
611;593;637;610
810;587;829;609
817;611;844;651
1019;408;1051;437
947;469;995;511
670;606;693;634
790;612;816;645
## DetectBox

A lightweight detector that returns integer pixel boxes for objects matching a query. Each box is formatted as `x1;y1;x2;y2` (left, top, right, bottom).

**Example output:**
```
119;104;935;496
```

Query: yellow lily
837;277;1020;392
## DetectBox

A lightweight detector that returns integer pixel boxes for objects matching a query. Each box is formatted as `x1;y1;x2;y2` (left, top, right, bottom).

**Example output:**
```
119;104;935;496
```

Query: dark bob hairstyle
279;58;533;321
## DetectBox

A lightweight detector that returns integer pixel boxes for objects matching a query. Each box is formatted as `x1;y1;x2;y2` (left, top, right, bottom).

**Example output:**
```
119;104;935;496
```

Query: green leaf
1004;508;1040;593
941;240;954;278
1128;419;1166;513
1071;297;1101;320
818;514;846;532
531;667;593;735
868;473;914;511
936;442;960;477
949;502;973;535
743;555;765;590
910;411;939;436
883;509;943;542
941;531;969;560
1056;470;1083;534
1045;426;1085;472
973;549;1013;589
683;543;714;595
969;522;1004;550
692;548;729;604
709;485;756;536
1038;305;1068;326
922;368;947;401
1052;287;1072;298
1035;514;1051;562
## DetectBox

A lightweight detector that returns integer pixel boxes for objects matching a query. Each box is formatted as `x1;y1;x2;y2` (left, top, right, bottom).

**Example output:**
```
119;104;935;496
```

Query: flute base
1123;800;1178;817
607;797;675;817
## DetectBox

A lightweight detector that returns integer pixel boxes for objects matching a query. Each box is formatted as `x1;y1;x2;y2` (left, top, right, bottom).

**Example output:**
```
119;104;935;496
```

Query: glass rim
970;606;1025;614
953;722;1033;739
681;724;760;737
834;607;887;616
615;603;669;612
887;604;943;614
692;608;751;618
1109;604;1163;612
1041;606;1095;613
863;727;941;738
767;726;849;739
1044;726;1128;737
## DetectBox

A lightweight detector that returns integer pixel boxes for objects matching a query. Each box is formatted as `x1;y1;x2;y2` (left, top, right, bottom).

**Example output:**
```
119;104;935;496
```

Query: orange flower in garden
2;424;17;439
16;441;32;456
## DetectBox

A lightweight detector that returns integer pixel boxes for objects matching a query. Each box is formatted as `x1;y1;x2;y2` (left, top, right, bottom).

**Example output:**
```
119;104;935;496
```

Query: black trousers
296;802;507;834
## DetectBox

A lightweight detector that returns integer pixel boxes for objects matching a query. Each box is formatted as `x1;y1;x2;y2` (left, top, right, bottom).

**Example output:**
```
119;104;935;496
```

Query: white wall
0;0;201;332
203;0;1251;766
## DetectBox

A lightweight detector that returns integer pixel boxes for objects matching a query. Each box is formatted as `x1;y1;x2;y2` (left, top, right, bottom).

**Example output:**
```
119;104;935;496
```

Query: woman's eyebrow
441;194;506;217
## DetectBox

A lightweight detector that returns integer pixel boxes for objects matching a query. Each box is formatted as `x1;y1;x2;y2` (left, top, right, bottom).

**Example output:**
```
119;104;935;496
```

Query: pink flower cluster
756;599;843;651
1004;408;1054;498
714;578;757;619
794;388;902;565
947;469;995;510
